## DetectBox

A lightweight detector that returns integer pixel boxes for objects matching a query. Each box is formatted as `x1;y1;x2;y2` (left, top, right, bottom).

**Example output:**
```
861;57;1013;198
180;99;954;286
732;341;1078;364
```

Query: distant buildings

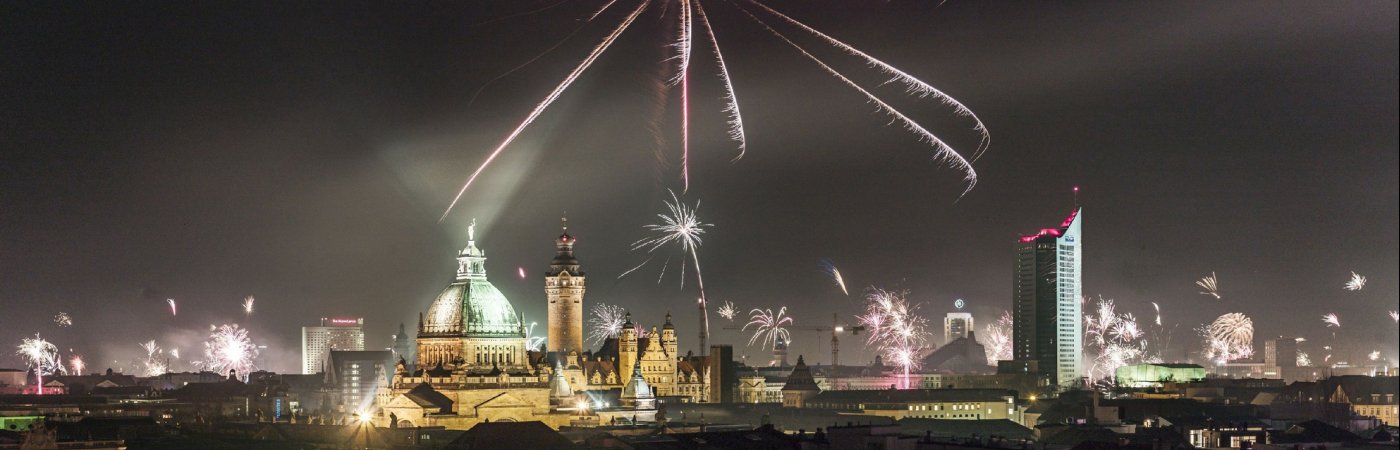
1114;363;1207;388
324;350;392;414
943;312;973;345
1005;207;1083;388
301;317;365;375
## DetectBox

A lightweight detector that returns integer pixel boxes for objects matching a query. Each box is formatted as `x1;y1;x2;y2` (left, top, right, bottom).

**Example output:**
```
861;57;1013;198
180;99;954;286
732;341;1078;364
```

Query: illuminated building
545;218;585;358
1006;207;1083;387
943;312;973;345
302;317;365;375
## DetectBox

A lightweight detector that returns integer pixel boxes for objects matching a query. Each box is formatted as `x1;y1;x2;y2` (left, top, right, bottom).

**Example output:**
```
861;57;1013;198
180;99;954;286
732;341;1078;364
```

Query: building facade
302;317;365;375
545;219;585;358
943;312;973;345
1009;207;1083;387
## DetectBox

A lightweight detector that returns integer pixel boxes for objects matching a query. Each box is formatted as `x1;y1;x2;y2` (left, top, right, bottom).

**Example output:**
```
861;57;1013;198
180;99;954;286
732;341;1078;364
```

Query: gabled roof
450;421;574;450
404;383;453;412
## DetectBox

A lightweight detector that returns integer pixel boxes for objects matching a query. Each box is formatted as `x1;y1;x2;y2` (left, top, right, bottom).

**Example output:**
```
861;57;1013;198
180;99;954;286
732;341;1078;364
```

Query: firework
819;259;849;296
1321;313;1340;328
626;190;713;347
242;296;255;316
1198;313;1254;363
197;324;258;380
53;312;72;327
1296;350;1312;367
1084;297;1148;381
717;301;737;321
981;310;1013;362
1369;350;1381;361
170;348;180;360
588;303;628;345
743;307;793;350
1151;302;1162;326
857;289;932;380
1196;272;1220;299
518;267;527;280
17;334;65;395
526;322;546;352
1390;311;1399;323
440;0;987;220
167;298;178;316
1344;272;1366;291
139;340;168;377
68;353;86;375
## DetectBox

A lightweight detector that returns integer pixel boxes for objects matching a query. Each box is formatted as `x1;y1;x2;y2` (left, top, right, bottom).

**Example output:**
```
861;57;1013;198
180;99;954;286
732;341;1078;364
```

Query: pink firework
857;289;931;381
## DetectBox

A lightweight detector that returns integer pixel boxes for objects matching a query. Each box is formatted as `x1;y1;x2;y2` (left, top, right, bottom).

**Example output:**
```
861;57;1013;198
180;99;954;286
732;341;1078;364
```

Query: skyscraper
302;317;366;374
545;217;585;358
944;312;974;344
1010;207;1083;387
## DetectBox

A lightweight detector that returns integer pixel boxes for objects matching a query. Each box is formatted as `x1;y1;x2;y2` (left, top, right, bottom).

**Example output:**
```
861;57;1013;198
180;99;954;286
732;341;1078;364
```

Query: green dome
421;226;523;337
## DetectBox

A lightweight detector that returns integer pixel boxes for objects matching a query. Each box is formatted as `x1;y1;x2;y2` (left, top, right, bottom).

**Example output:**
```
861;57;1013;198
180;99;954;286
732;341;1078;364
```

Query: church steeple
546;214;586;358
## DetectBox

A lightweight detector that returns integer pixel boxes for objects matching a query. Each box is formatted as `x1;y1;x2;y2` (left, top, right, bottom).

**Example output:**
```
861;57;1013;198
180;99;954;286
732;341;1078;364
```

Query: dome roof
421;220;523;337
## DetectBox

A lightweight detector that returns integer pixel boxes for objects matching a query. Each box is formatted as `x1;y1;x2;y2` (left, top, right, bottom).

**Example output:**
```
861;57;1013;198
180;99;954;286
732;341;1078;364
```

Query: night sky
2;1;1396;373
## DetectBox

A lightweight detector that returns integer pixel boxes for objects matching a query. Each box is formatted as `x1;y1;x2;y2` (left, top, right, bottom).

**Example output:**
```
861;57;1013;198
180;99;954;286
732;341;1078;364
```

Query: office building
944;312;974;344
302;317;365;374
1009;207;1083;387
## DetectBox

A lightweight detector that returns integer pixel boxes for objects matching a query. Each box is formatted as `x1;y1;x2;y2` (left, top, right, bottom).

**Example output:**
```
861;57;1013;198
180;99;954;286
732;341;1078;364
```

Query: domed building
416;220;530;374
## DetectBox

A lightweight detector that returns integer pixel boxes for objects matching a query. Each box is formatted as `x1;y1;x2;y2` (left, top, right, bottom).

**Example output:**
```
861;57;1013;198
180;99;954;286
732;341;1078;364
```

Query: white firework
197;324;258;380
819;259;850;296
981;310;1013;362
857;288;932;379
588;303;628;345
139;340;168;377
17;334;65;395
68;353;86;375
717;301;738;321
53;312;73;327
1084;297;1149;381
1344;272;1366;291
242;296;255;315
1196;272;1220;299
1198;313;1254;363
1390;310;1399;323
526;322;546;352
743;307;793;350
625;190;714;346
1321;313;1340;328
1368;350;1381;361
1296;350;1312;367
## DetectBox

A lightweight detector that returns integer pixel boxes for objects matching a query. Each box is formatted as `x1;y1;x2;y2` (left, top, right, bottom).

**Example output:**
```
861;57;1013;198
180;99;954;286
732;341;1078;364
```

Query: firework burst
717;300;737;321
625;190;713;347
981;310;1013;362
68;353;86;375
53;312;72;327
1196;272;1220;299
1368;350;1381;361
1321;313;1340;328
743;307;793;350
197;324;258;380
1296;350;1312;367
1390;310;1398;323
819;259;849;296
857;288;931;380
166;298;178;316
1198;313;1254;363
439;0;988;220
526;322;546;352
1084;297;1149;382
242;296;255;316
588;303;628;345
17;334;65;395
1344;272;1366;291
139;340;168;377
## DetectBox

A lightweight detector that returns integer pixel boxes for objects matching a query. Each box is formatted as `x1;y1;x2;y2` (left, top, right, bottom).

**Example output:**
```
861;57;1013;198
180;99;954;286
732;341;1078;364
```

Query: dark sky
2;1;1396;373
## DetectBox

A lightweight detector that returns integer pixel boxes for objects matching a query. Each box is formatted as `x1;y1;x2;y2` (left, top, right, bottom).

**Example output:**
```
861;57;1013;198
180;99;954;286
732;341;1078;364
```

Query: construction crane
723;313;865;367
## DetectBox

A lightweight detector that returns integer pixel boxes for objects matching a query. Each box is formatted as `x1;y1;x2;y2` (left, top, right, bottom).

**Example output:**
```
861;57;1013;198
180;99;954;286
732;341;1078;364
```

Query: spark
242;296;255;316
526;322;546;352
53;312;72;327
197;324;258;381
731;2;977;195
981;310;1013;362
717;300;738;321
1151;302;1161;326
1321;313;1340;328
17;334;65;395
439;0;652;222
695;0;746;160
68;353;86;375
170;348;180;360
588;303;628;345
743;307;793;350
139;340;168;377
745;0;990;160
167;298;178;316
1196;272;1220;299
518;267;527;280
1390;310;1399;323
857;288;932;380
819;259;850;296
627;190;713;345
1369;350;1381;361
1198;313;1254;363
1344;272;1366;291
1296;350;1312;367
1084;297;1148;381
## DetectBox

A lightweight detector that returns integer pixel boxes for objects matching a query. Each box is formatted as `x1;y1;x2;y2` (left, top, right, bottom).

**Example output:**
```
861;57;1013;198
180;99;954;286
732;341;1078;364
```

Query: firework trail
588;303;628;345
626;190;713;347
1196;272;1220;299
1321;313;1340;328
17;334;65;395
819;259;850;296
139;340;168;377
53;312;72;328
675;0;693;190
981;310;1013;362
1198;313;1253;363
743;307;793;350
857;288;932;381
68;353;86;375
1084;297;1148;381
197;324;258;380
439;0;652;222
717;300;738;321
1144;302;1176;363
1344;272;1366;291
745;0;990;160
167;298;178;316
242;296;255;316
526;322;546;352
695;0;746;160
1151;302;1162;326
1390;310;1399;323
518;267;528;280
731;2;977;195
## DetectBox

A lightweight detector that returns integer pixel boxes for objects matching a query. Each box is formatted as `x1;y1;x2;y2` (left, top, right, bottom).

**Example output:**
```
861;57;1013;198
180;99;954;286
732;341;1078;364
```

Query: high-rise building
545;217;585;358
944;312;974;345
1010;207;1083;387
302;317;366;374
391;322;415;365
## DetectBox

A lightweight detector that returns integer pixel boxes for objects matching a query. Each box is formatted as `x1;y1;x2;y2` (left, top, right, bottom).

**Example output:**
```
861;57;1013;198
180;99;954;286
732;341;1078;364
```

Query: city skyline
2;1;1397;376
